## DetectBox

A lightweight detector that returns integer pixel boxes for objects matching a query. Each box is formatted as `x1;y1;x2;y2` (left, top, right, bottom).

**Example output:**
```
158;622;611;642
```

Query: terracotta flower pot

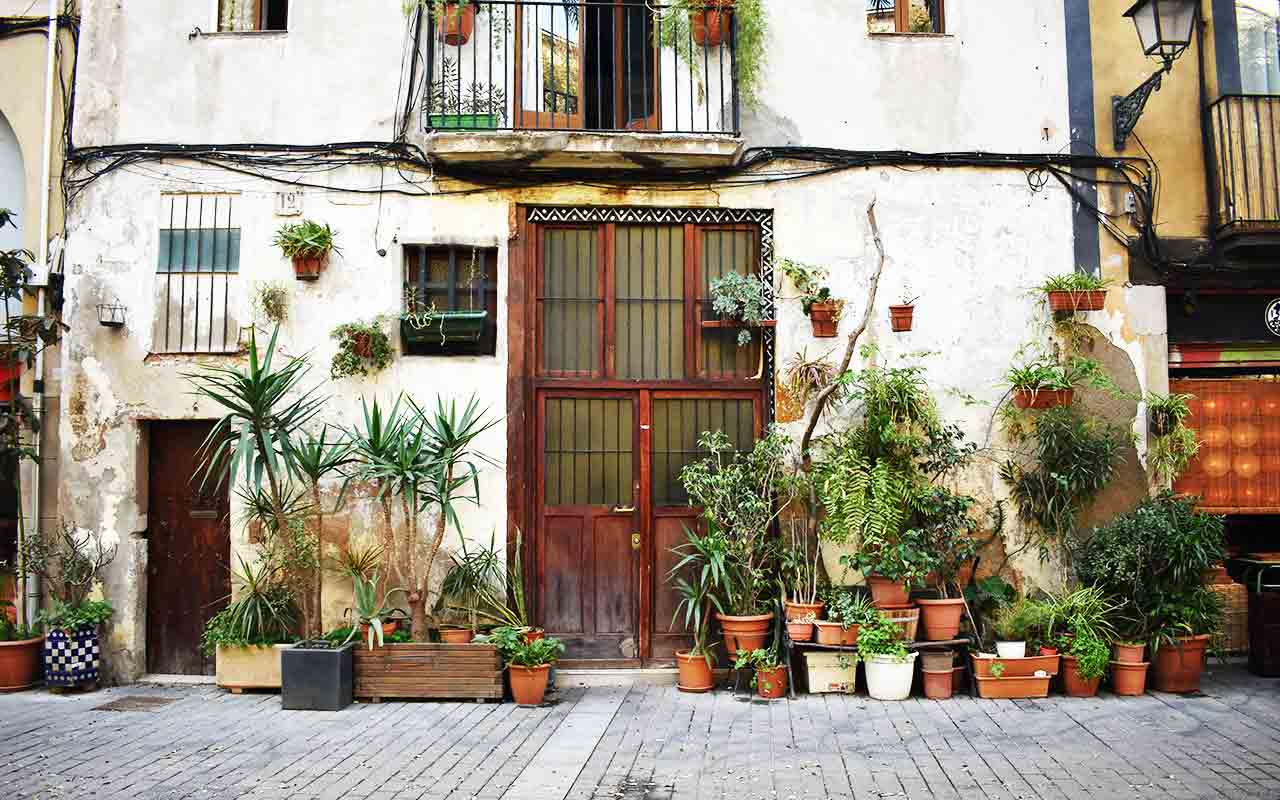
888;304;915;332
808;302;840;338
951;665;965;693
439;1;476;46
1109;660;1149;696
812;621;858;646
922;668;954;699
915;597;964;641
1013;388;1074;410
920;651;954;672
1047;289;1106;313
1039;646;1059;656
439;628;473;644
675;650;715;693
690;0;734;47
358;620;398;642
352;332;374;359
0;636;43;692
1151;635;1209;693
292;254;324;280
1061;655;1101;697
866;576;909;608
784;601;824;622
786;621;814;642
755;664;787;699
523;628;545;644
1113;642;1146;663
715;612;773;655
509;664;551;706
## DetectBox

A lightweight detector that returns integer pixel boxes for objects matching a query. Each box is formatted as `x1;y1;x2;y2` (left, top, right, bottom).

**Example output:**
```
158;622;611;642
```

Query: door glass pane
615;225;684;380
541;228;600;375
521;2;581;119
700;229;761;379
652;398;755;507
545;397;633;506
620;0;656;126
1238;1;1280;94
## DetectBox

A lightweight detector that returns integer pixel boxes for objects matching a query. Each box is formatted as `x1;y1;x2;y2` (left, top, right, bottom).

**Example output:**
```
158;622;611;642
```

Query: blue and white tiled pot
44;625;101;687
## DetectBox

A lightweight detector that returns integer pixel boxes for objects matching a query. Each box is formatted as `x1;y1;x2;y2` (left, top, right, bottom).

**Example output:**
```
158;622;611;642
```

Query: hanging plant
655;0;768;109
274;220;339;281
1144;392;1200;485
705;271;772;346
889;283;919;333
252;282;290;325
781;349;837;407
779;259;843;338
1039;272;1109;314
330;319;394;379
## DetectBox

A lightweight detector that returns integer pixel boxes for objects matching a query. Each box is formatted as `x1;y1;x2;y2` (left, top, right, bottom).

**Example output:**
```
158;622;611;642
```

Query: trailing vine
655;0;768;109
330;319;394;379
1144;391;1200;486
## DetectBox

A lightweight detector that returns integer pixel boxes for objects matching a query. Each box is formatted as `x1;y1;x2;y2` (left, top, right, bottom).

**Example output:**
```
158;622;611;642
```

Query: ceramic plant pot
1109;660;1149;696
1113;642;1146;663
1061;655;1102;697
808;302;840;338
44;626;101;689
864;652;917;701
292;255;324;280
916;597;964;641
786;621;815;642
0;636;43;692
755;665;787;699
995;641;1027;659
784;601;824;623
1047;290;1106;313
813;621;858;646
438;628;473;644
675;650;715;693
509;664;551;706
1151;635;1209;693
888;304;915;332
922;669;954;699
690;0;734;47
1013;388;1074;410
716;613;773;656
439;1;476;46
920;651;955;672
866;576;909;608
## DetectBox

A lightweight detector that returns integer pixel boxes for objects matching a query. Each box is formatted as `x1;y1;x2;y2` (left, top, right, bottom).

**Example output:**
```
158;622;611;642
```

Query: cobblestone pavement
4;664;1280;800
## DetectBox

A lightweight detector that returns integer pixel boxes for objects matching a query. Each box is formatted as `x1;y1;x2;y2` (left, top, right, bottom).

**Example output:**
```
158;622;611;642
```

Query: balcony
1209;94;1280;254
419;0;743;169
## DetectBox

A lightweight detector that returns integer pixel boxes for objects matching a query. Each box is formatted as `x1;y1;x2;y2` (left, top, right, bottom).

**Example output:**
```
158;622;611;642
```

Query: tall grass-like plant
200;557;299;655
668;525;723;662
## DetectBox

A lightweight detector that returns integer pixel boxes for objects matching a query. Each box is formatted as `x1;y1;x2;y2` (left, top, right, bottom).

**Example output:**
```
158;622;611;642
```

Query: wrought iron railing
1209;94;1280;237
422;0;739;135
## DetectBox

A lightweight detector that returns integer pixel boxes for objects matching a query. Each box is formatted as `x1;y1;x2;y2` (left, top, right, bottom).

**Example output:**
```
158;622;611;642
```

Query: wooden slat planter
353;643;503;702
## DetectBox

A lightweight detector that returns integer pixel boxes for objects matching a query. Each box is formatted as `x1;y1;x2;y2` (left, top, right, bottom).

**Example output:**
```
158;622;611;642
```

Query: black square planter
281;642;354;711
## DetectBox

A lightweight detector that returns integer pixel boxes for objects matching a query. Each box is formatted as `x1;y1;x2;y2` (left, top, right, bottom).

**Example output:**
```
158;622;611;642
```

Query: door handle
631;533;641;551
612;504;635;514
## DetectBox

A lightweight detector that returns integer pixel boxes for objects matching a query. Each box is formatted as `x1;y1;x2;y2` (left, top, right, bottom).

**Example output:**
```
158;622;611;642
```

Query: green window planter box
401;310;488;345
428;113;500;130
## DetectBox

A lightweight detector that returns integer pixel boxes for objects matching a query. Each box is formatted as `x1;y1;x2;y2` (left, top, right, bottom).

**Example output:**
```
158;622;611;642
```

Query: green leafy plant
252;282;289;325
325;625;410;645
506;636;565;668
1046;585;1119;646
328;543;384;582
708;271;771;346
344;571;406;650
427;57;507;122
655;0;768;108
822;587;877;630
779;259;841;317
437;531;515;632
678;428;797;615
782;349;838;407
992;598;1047;643
1039;273;1109;293
0;605;36;641
732;646;785;692
1145;392;1199;485
1076;492;1225;649
273;220;338;260
200;557;299;655
17;522;118;612
668;525;724;662
1067;631;1110;681
330;319;394;380
913;487;979;598
989;661;1005;678
1003;354;1109;395
856;611;908;661
779;516;821;606
37;599;114;631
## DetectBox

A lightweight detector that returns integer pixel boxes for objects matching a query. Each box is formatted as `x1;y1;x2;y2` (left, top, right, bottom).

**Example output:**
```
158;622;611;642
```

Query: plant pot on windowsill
438;1;477;46
888;304;915;332
808;302;840;338
1047;289;1106;313
401;310;488;346
1013;388;1074;410
293;255;326;281
699;318;778;331
690;0;735;47
428;113;500;131
282;641;354;711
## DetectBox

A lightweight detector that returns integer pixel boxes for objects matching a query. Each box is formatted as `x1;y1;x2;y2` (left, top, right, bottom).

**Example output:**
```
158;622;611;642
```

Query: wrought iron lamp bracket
1112;63;1171;151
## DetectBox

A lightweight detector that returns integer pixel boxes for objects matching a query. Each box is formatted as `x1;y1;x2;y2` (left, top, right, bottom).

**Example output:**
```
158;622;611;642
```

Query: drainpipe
1196;2;1220;249
22;0;59;625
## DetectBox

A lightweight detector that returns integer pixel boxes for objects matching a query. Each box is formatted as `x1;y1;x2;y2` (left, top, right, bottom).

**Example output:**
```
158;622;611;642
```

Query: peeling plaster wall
64;1;1166;681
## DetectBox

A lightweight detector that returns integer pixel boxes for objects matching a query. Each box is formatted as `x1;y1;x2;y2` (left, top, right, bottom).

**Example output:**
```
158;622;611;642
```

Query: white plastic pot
995;641;1026;659
864;652;918;700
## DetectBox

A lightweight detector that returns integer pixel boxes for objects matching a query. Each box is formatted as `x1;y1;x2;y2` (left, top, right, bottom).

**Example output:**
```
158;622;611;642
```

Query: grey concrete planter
281;642;353;711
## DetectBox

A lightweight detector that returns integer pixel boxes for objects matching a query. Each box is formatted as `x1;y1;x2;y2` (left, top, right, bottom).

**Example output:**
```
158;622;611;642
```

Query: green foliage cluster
1003;354;1108;394
1075;492;1226;646
1067;631;1110;681
330;319;394;380
253;283;289;325
38;599;114;632
1039;273;1109;293
504;634;566;668
778;259;838;316
856;611;908;661
201;558;299;655
821;587;877;630
708;271;771;346
273;220;338;260
0;603;37;641
656;0;768;109
1145;392;1200;485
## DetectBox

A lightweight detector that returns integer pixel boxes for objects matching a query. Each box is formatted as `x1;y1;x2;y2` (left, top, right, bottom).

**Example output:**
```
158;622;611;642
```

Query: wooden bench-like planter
353;643;503;702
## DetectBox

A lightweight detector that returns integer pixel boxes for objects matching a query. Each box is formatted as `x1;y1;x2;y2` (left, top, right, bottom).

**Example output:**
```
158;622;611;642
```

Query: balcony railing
422;0;740;135
1209;94;1280;238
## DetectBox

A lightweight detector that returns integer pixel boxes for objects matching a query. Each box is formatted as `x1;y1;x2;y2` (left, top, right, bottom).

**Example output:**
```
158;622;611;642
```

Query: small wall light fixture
1113;0;1198;151
97;301;127;329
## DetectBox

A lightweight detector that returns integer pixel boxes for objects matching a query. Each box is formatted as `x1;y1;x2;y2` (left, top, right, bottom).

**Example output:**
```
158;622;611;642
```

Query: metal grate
155;194;241;354
540;228;600;375
94;695;177;712
652;398;754;506
615;225;684;380
544;397;633;506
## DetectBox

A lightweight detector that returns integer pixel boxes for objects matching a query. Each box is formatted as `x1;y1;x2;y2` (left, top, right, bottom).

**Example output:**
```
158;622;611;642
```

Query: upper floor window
1238;0;1279;93
218;0;288;32
154;194;241;354
402;244;498;357
867;0;945;34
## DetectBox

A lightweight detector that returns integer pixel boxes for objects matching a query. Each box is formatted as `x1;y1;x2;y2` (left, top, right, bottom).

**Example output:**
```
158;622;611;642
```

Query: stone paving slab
2;665;1280;799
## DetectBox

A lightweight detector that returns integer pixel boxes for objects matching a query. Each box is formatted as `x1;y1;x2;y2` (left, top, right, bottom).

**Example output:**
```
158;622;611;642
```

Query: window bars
155;194;241;354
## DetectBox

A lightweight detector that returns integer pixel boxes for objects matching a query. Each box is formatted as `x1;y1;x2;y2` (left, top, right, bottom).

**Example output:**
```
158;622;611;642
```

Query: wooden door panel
147;421;229;676
541;513;586;633
650;511;699;660
593;513;636;637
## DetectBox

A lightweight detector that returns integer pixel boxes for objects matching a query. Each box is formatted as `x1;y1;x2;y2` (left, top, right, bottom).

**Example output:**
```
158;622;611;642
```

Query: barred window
154;194;242;354
402;245;499;357
218;0;288;32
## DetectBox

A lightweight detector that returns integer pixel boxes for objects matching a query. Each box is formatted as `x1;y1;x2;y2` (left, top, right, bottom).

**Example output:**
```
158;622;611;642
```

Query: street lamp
1113;0;1199;150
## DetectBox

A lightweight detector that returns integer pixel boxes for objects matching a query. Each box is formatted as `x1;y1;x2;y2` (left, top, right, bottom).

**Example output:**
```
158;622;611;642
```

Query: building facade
61;0;1175;681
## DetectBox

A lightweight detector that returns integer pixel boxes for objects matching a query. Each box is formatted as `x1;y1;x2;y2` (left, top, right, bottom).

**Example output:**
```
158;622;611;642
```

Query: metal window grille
403;244;499;356
154;194;241;354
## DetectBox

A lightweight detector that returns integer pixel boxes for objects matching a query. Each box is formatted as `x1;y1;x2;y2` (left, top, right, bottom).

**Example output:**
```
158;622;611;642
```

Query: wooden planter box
353;642;503;702
216;644;288;692
971;653;1060;678
974;674;1051;699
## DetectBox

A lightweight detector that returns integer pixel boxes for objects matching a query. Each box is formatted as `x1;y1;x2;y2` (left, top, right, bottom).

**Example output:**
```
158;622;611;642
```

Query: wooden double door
536;391;760;665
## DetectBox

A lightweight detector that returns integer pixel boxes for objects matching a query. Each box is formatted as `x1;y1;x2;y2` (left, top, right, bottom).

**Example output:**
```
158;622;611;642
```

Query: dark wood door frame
507;205;775;667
